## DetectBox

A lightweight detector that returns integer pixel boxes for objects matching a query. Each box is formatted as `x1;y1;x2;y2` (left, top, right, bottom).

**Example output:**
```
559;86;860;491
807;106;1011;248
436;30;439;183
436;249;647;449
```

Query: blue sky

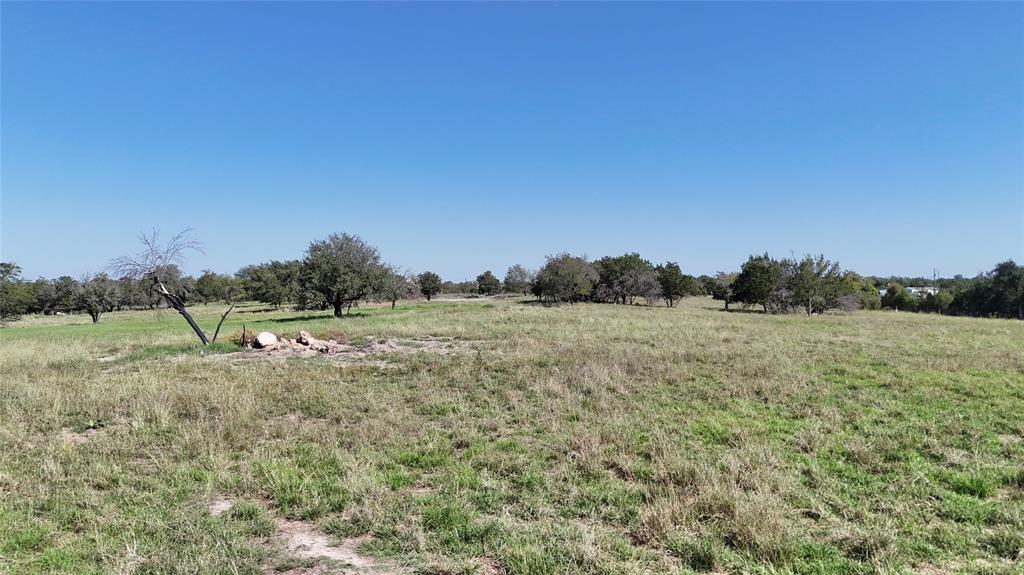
2;2;1022;281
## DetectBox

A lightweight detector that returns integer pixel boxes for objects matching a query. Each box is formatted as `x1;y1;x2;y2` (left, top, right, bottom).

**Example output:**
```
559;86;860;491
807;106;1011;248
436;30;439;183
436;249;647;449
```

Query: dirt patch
207;496;234;517
218;334;471;365
60;427;106;445
472;557;502;575
409;483;434;497
914;559;1020;574
210;495;404;574
914;564;953;575
272;519;405;574
272;567;331;575
275;520;371;565
998;433;1022;444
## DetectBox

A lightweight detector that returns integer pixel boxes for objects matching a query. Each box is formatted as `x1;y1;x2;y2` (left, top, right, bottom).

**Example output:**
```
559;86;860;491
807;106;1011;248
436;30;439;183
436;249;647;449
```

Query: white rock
254;331;278;348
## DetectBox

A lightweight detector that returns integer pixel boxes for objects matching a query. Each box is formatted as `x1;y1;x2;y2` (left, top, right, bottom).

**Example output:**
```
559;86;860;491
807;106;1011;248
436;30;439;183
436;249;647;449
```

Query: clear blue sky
2;1;1022;281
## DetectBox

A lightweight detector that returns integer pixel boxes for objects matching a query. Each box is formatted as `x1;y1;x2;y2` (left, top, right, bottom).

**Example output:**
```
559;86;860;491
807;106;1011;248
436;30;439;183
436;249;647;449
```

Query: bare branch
108;228;204;280
210;303;235;344
108;228;210;345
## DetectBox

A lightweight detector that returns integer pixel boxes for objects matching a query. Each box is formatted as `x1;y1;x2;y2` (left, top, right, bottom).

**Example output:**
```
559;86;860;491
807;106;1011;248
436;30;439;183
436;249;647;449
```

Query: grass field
1;297;1022;575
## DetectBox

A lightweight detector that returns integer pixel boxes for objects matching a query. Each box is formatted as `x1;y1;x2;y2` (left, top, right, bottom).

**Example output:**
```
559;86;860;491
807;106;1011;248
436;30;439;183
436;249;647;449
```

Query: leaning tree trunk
154;280;209;345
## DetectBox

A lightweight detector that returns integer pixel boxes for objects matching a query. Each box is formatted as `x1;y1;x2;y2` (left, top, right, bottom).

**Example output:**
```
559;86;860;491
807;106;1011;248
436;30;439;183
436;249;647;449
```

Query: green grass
1;298;1022;574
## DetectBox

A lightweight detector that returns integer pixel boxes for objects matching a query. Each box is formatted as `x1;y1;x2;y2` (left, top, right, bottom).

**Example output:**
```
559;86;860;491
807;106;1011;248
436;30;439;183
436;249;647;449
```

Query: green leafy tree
593;253;657;304
1;262;31;323
195;270;229;303
532;254;598;303
76;273;119;323
731;254;778;311
919;291;953;314
33;279;58;314
379;266;415;309
990;260;1024;319
950;260;1023;319
476;270;502;295
843;274;881;310
697;275;716;296
882;283;915;311
418;271;442;301
787;254;849;315
444;280;477;293
51;276;79;313
709;272;735;310
503;265;533;295
300;233;388;317
238;260;299;309
655;262;693;307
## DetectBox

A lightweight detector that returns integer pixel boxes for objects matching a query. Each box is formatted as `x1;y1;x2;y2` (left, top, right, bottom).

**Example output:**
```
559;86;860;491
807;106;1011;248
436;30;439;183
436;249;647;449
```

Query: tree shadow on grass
262;312;370;323
236;306;280;314
517;300;572;307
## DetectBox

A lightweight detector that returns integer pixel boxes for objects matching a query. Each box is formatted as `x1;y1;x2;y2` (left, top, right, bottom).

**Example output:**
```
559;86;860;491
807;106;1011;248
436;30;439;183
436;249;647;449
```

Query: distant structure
878;286;939;298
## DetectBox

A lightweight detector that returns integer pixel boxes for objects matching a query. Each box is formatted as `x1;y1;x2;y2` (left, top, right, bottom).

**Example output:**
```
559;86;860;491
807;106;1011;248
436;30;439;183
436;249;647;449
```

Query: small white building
879;286;938;298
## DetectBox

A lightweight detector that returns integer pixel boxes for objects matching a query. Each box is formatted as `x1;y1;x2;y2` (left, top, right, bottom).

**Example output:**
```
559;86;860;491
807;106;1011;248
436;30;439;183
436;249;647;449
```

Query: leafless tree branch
210;303;235;344
108;228;211;345
108;228;204;281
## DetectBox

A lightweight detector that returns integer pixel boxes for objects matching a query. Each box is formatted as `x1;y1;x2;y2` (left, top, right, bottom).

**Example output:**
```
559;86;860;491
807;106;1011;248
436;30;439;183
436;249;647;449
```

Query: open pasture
1;298;1022;574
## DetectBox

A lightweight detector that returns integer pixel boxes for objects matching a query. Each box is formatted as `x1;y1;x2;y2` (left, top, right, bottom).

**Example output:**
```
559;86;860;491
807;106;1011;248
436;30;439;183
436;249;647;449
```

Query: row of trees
528;253;704;306
709;254;872;315
2;231;1021;329
946;260;1023;318
525;251;869;314
1;265;150;323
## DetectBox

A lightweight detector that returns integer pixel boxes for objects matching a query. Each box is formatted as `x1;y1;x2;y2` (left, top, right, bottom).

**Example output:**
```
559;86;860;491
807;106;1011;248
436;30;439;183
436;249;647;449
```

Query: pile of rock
230;330;466;363
250;330;347;354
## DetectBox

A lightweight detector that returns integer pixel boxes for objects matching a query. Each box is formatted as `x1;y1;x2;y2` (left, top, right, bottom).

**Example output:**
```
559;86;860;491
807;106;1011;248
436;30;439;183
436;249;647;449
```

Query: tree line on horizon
1;231;1021;325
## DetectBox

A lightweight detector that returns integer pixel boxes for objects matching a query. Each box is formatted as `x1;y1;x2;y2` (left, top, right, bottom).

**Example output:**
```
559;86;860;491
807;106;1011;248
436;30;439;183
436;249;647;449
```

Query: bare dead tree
109;229;233;345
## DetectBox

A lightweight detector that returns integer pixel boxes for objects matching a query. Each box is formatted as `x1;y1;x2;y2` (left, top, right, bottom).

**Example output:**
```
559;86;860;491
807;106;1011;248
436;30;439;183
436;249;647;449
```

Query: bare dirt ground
208;497;406;574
